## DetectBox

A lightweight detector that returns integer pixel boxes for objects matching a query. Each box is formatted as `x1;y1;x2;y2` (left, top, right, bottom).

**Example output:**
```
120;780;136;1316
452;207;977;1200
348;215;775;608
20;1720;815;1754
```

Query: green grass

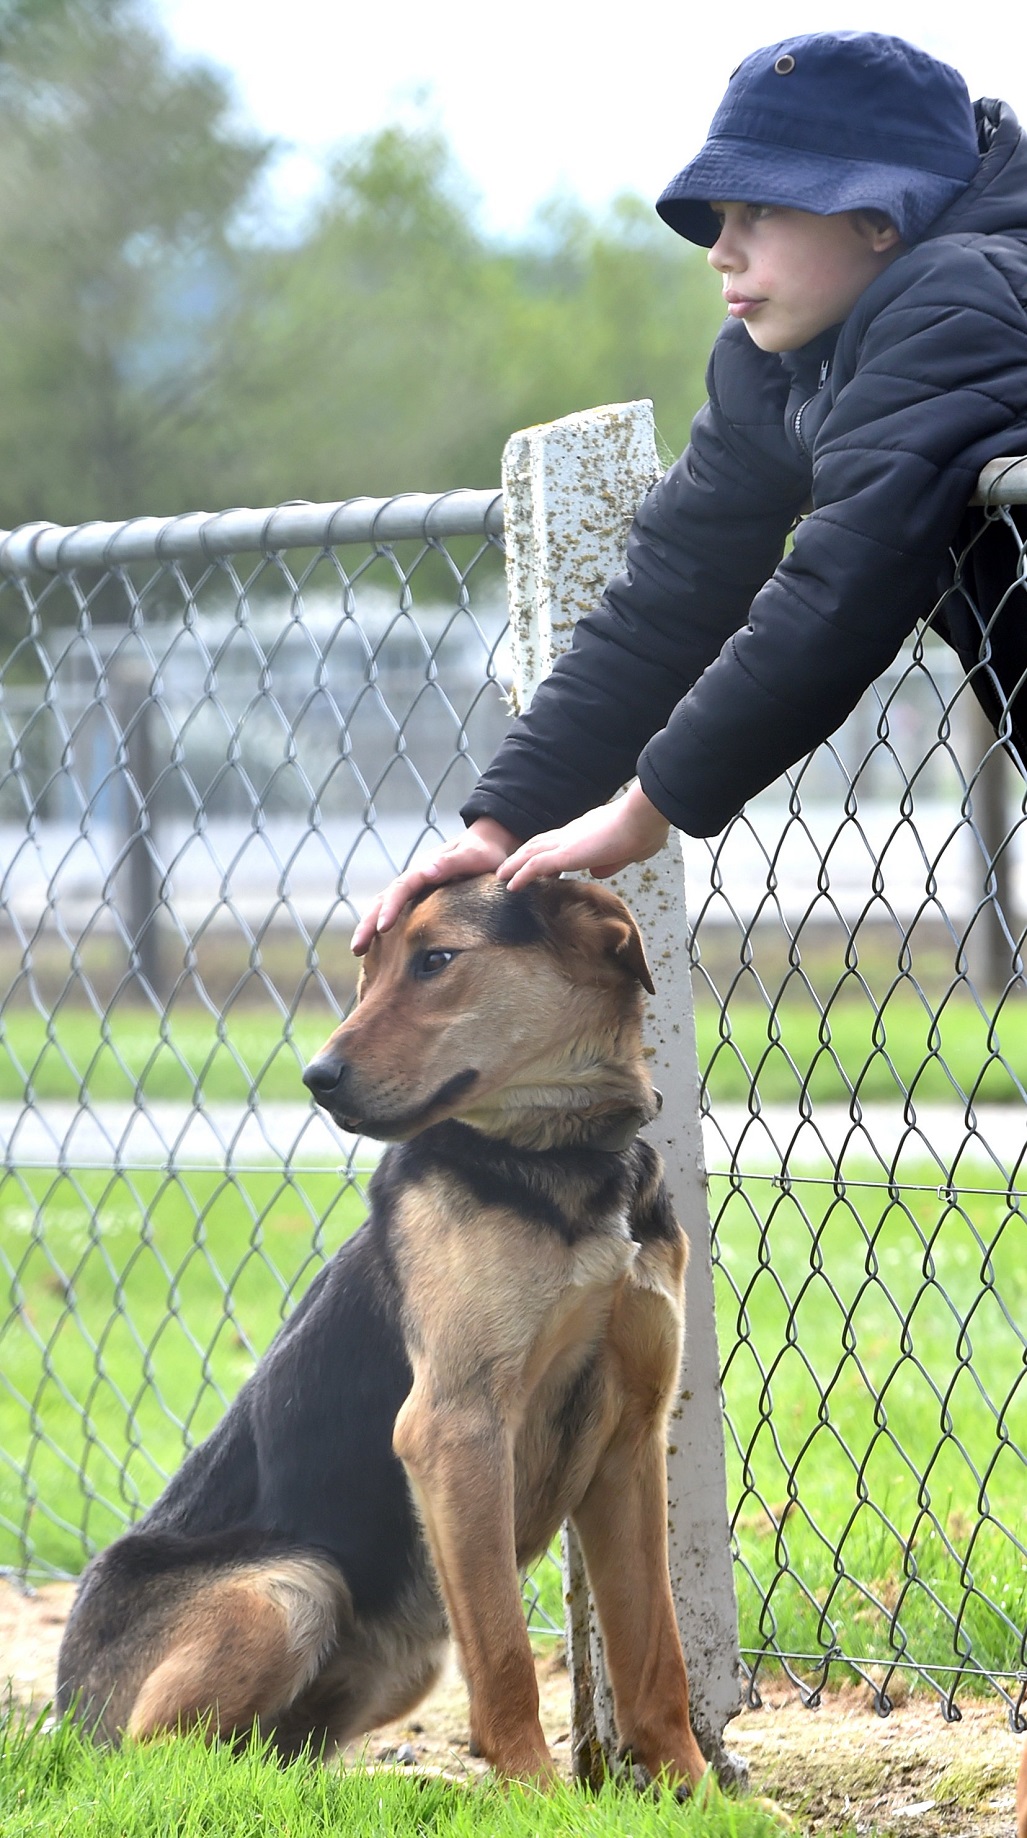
0;1166;368;1572
4;1156;1026;1687
2;982;1026;1108
0;1158;566;1631
693;980;1027;1106
713;1169;1027;1690
0;1009;334;1105
0;1706;791;1838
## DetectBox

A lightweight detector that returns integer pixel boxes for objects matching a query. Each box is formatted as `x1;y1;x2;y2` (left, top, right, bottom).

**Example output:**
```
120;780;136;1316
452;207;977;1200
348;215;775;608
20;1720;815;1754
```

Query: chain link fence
694;488;1027;1722
1;481;1026;1720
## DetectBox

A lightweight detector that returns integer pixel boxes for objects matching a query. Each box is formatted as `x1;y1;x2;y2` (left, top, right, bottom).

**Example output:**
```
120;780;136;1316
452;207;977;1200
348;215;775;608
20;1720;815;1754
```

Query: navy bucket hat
656;32;981;247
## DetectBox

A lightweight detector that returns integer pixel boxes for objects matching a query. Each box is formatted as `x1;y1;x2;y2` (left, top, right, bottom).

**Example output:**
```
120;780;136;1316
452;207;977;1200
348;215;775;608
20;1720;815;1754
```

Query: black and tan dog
56;873;708;1791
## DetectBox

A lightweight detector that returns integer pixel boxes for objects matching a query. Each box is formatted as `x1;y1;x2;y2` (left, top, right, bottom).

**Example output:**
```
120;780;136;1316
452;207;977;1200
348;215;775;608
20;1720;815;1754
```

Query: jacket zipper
793;356;831;458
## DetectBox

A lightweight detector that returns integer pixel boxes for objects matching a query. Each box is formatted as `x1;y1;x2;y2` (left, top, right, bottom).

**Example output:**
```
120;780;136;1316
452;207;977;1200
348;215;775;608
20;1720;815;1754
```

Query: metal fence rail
1;479;1026;1720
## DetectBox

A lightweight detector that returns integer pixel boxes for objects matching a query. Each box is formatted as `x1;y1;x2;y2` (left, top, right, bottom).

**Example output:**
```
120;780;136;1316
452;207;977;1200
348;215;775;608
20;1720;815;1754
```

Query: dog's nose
302;1054;347;1106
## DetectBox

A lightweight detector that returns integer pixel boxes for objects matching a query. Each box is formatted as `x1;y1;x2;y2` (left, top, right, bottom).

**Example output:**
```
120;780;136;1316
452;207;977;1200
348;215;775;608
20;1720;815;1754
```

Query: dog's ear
601;913;655;994
548;879;656;994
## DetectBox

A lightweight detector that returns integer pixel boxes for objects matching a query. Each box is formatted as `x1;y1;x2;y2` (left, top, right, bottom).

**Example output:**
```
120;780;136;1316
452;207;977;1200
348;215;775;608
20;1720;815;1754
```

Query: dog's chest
393;1168;635;1359
384;1156;669;1571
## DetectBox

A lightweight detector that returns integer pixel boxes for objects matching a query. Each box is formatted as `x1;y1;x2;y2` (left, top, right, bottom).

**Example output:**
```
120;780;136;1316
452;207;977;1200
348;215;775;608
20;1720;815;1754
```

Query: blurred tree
493;190;726;471
206;123;725;505
0;16;726;529
0;0;270;529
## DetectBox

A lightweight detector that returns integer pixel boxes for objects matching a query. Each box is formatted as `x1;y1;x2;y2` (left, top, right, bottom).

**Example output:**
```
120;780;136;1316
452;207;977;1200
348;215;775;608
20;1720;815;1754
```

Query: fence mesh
1;486;1026;1718
693;492;1027;1720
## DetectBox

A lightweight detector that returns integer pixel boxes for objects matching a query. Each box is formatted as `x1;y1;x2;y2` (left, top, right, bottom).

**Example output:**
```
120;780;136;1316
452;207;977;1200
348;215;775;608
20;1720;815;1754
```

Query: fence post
501;403;744;1783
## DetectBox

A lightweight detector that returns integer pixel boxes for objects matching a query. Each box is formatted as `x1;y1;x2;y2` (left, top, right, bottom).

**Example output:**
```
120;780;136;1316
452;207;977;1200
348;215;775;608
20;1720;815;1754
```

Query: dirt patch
0;1577;74;1713
1;1579;1021;1834
731;1682;1019;1836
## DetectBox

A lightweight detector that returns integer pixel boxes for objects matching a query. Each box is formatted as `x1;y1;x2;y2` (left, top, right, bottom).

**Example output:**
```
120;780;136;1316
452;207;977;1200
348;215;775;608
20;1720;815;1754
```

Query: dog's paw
615;1755;725;1807
613;1746;653;1794
614;1748;707;1800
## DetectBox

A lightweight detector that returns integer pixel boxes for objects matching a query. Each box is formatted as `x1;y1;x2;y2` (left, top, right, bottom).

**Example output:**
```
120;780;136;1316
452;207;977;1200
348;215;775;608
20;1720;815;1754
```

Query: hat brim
656;139;969;245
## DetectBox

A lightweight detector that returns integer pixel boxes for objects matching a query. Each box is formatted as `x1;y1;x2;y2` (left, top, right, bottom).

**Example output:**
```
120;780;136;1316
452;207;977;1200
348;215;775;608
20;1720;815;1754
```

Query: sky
155;0;1027;239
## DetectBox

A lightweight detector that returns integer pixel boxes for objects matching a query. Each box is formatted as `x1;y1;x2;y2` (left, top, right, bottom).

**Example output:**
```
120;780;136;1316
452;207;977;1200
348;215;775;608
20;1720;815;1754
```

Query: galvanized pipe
0;489;505;575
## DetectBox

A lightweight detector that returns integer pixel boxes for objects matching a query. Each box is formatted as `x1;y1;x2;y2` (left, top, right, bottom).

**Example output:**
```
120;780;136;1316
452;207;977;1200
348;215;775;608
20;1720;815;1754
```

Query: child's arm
358;337;806;946
469;248;1027;846
463;335;810;844
360;244;1027;941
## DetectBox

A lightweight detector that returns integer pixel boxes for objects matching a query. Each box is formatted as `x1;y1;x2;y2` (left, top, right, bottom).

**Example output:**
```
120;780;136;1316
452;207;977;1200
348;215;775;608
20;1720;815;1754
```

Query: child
354;30;1027;951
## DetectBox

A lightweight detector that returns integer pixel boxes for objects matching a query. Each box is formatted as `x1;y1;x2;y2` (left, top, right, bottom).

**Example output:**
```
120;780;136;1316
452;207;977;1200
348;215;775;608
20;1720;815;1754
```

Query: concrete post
500;403;743;1782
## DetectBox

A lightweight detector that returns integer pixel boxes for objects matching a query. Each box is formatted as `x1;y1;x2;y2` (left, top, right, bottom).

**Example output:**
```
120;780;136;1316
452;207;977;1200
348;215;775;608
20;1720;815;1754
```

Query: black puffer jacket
463;101;1027;841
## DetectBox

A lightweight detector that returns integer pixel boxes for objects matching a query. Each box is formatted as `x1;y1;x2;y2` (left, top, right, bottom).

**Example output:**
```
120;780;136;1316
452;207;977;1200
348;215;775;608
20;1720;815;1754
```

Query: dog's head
302;876;658;1148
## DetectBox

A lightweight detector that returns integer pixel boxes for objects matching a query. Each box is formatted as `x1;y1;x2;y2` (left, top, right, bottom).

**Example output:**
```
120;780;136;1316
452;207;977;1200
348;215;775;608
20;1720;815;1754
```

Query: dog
56;873;708;1791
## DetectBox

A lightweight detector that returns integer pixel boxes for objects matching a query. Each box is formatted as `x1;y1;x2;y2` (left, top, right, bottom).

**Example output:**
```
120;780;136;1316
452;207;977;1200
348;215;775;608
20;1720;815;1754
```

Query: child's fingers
502;849;632;890
352;827;516;952
351;902;383;954
495;835;559;883
500;852;559;889
351;859;444;953
499;825;626;888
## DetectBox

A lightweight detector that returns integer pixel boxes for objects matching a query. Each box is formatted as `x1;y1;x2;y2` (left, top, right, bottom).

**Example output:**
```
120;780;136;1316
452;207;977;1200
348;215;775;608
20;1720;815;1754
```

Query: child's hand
497;784;670;890
351;818;523;954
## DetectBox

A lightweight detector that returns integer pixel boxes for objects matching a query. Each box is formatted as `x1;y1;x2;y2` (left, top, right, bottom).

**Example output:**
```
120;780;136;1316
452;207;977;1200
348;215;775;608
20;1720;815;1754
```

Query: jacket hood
922;99;1027;240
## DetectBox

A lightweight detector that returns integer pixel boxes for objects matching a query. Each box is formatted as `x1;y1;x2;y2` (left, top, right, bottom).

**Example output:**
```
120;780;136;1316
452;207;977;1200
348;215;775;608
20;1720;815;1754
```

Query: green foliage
0;0;270;531
199;124;722;506
0;0;724;536
694;982;1027;1106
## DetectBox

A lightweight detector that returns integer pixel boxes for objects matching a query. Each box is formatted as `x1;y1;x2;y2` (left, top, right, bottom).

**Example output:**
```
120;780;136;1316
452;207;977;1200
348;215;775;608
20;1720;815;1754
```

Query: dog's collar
585;1112;647;1151
580;1092;662;1153
451;1091;663;1154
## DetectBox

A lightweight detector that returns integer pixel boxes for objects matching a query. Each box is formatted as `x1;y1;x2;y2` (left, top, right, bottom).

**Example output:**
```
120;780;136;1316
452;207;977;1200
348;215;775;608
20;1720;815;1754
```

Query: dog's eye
412;948;457;979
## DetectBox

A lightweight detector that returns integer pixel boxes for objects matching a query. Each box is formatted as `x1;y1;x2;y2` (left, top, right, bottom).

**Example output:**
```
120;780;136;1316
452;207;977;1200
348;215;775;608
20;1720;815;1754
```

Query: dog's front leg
393;1385;556;1784
570;1261;708;1794
571;1416;707;1793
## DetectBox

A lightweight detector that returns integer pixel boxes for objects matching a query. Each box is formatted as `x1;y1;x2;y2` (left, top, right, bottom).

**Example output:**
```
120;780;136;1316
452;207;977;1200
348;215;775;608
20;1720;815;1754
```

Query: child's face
707;203;902;352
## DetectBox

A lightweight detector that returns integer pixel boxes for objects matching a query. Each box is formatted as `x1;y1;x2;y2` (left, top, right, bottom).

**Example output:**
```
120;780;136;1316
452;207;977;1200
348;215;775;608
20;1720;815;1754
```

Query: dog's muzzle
302;1052;350;1114
302;1054;480;1135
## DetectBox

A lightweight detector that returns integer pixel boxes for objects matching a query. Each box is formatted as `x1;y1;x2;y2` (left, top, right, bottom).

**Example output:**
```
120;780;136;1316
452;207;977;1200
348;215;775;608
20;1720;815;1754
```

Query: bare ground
1;1579;1020;1836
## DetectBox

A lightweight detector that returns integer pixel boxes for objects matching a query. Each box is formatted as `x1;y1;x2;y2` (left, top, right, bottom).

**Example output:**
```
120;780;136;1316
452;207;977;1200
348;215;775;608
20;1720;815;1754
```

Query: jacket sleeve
638;240;1027;834
461;323;807;840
